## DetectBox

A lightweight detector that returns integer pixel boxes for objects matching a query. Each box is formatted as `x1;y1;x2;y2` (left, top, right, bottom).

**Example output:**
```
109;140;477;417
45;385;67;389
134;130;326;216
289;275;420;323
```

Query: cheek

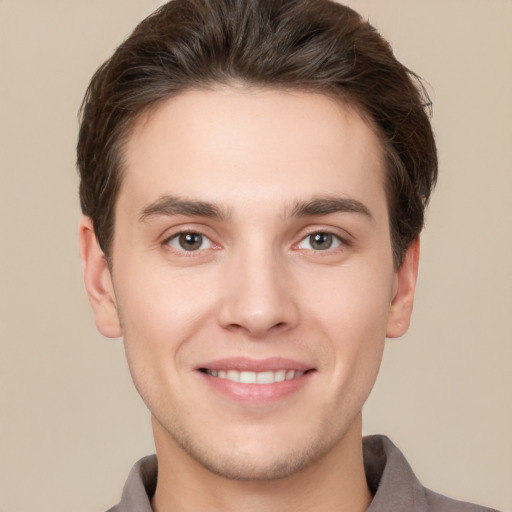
304;262;393;378
113;262;218;364
307;262;394;332
113;268;208;410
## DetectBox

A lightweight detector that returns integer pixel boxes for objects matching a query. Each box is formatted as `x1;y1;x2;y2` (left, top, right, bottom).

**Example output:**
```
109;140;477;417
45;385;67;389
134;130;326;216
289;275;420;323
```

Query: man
77;1;498;511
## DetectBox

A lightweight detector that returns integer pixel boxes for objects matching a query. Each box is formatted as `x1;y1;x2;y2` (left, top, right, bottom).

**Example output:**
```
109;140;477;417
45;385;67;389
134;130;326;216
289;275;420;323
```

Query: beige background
0;1;510;511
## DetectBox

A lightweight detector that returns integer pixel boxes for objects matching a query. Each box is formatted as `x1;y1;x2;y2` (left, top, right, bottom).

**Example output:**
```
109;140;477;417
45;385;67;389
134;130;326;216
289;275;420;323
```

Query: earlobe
78;216;122;338
386;238;420;339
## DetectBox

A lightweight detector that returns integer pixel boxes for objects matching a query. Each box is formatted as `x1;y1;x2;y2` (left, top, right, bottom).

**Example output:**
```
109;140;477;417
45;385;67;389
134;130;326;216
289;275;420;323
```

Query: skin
79;87;419;512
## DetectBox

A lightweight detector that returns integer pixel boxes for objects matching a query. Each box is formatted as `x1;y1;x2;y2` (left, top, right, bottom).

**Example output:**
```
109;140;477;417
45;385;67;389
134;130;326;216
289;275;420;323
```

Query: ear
78;216;122;338
386;238;420;338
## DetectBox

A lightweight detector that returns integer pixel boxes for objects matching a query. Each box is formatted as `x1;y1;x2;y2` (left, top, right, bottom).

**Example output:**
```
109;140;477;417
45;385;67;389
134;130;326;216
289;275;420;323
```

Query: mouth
196;358;316;403
199;368;309;384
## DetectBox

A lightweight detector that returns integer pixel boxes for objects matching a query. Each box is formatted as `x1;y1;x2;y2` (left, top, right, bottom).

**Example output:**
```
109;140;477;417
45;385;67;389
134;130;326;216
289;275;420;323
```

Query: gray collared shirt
107;435;499;512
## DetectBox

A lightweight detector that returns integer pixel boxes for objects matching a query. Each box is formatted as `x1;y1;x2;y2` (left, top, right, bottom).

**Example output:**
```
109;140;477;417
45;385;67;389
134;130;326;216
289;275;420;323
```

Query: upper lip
197;357;314;373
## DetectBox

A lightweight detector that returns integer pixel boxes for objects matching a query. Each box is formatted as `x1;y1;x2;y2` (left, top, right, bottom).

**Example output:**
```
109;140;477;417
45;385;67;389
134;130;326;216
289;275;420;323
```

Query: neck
151;415;372;512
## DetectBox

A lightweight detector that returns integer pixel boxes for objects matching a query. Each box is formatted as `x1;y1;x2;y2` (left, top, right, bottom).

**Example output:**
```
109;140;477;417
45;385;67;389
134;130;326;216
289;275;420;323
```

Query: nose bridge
217;235;298;337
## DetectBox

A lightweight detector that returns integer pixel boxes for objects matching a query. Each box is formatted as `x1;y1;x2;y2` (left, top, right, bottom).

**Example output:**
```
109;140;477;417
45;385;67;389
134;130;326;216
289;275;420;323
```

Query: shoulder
423;488;499;512
105;455;157;512
364;435;500;512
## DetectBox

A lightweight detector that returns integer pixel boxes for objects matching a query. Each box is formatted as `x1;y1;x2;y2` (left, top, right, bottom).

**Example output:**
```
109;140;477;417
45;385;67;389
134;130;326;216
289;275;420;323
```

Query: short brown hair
77;0;437;266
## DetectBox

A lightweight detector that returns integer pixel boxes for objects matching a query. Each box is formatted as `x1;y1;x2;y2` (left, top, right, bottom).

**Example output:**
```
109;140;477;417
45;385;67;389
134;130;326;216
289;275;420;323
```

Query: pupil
311;233;332;250
179;233;202;250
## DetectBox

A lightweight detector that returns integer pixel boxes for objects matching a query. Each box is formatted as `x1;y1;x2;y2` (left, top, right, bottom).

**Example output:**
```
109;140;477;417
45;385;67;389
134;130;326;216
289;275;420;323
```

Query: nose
217;245;300;338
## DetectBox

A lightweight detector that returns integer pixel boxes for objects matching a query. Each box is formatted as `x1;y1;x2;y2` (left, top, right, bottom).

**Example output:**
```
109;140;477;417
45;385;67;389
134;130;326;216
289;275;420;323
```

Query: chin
192;446;328;481
203;458;308;481
166;421;340;482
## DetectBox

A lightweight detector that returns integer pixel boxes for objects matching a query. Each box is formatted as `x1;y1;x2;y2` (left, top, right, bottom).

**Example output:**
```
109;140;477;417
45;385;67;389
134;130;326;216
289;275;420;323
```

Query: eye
166;232;213;252
297;232;343;251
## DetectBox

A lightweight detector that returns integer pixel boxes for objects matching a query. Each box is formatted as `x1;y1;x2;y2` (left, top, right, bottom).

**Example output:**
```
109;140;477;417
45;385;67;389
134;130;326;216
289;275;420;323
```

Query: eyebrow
287;196;373;220
139;194;372;222
139;195;230;222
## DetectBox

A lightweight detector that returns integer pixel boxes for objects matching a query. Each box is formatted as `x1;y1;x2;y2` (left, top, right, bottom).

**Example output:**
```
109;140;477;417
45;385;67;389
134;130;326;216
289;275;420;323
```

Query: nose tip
217;260;299;338
221;308;290;338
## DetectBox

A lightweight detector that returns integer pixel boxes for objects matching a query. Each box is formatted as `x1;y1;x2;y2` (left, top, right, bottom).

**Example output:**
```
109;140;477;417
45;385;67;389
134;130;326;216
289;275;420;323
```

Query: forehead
119;87;387;215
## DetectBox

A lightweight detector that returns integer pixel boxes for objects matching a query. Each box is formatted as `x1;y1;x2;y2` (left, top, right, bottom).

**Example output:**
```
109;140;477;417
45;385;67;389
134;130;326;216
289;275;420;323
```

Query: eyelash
163;229;348;254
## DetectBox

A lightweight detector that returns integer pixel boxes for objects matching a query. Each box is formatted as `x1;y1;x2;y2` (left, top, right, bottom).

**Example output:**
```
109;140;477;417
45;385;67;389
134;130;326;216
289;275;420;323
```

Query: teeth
274;370;286;382
226;370;239;382
205;369;306;384
256;371;274;384
239;371;256;384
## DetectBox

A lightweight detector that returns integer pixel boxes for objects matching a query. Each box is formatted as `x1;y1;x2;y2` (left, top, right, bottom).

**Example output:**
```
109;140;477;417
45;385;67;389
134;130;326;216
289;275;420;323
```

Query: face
80;87;418;481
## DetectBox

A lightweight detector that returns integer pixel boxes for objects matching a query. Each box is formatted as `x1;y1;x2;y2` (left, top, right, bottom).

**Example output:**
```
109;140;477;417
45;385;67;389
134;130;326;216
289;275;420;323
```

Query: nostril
217;293;300;337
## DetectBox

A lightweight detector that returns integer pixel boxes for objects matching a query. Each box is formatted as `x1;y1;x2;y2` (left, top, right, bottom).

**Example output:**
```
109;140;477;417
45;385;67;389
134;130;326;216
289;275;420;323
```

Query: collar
108;435;494;512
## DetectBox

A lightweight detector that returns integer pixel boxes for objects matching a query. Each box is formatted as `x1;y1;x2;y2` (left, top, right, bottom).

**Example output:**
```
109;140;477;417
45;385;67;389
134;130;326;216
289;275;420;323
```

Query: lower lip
199;371;313;404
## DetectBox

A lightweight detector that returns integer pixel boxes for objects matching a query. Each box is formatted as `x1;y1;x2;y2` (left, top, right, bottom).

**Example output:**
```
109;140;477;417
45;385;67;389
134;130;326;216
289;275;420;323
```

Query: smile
202;369;305;384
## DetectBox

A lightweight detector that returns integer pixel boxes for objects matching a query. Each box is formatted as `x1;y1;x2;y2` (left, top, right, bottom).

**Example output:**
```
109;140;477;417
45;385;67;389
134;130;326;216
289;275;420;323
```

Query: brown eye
179;233;203;250
167;232;212;251
297;232;342;251
310;233;333;250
